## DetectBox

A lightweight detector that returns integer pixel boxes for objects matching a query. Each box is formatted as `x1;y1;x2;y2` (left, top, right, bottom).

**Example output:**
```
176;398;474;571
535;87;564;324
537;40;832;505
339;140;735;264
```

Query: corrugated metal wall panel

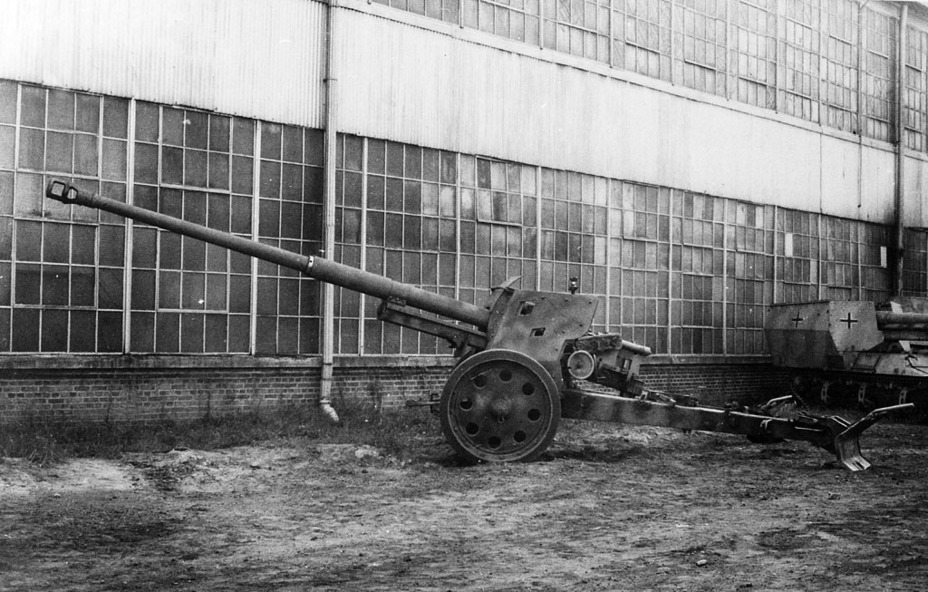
0;0;325;127
906;155;928;226
333;8;902;224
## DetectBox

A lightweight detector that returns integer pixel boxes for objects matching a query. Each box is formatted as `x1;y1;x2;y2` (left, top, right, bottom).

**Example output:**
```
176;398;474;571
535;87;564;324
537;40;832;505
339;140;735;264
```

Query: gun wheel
440;349;560;463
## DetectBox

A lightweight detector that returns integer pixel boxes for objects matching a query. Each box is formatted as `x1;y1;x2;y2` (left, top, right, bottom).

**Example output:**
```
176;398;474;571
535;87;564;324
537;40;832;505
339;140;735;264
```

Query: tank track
788;369;928;422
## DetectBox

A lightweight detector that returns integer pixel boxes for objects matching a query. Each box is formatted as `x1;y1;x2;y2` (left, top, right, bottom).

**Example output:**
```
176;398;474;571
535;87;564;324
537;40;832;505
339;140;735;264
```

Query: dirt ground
2;415;927;592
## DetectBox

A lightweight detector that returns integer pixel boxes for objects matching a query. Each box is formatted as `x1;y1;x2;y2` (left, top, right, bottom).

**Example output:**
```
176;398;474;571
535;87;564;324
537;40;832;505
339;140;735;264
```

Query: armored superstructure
766;298;928;417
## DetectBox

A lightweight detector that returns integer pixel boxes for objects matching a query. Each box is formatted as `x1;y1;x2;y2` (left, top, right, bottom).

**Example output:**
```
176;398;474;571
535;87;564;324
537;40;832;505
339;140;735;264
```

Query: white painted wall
0;0;326;128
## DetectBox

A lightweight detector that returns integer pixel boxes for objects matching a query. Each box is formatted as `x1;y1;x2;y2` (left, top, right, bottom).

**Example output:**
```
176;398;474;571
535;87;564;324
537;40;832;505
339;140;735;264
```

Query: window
904;230;928;296
464;0;542;45
674;0;728;97
905;26;928;152
543;0;611;63
1;81;331;355
331;134;364;355
133;103;326;355
4;78;925;360
539;167;608;331
373;0;462;25
725;201;772;355
616;182;669;352
363;139;459;355
614;0;673;82
730;0;777;109
462;156;538;309
254;122;325;355
778;0;820;122
132;105;260;354
858;221;891;302
821;0;859;133
776;208;819;303
3;83;128;353
861;7;896;143
820;216;859;301
671;192;724;355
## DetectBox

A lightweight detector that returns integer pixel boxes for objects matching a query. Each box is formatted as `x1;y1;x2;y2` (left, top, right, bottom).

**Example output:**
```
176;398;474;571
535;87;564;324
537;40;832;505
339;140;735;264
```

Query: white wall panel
860;147;899;222
0;0;325;127
334;7;904;224
906;155;928;227
820;136;862;220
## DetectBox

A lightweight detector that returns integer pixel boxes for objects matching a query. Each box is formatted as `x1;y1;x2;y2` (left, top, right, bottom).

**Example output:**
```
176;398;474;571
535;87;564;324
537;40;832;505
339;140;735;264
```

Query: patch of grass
0;403;441;466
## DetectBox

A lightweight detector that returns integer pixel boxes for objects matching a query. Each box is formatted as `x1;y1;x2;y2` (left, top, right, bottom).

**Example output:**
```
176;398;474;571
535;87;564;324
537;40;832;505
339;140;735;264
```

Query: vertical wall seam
250;122;262;355
123;98;137;353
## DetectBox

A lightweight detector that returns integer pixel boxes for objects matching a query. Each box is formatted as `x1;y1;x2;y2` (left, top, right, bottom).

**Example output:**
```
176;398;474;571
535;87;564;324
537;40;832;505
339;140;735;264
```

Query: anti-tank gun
46;180;911;470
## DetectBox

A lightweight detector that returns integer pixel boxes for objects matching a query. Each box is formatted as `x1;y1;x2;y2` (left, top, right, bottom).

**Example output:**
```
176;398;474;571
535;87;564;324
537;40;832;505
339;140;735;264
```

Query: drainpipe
894;3;908;296
319;0;339;423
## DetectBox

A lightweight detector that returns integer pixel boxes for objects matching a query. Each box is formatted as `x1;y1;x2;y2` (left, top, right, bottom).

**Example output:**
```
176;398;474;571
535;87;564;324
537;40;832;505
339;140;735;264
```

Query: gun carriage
46;180;911;470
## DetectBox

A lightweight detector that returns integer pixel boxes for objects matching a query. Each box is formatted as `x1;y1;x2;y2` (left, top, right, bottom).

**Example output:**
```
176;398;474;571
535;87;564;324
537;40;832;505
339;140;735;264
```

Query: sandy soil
2;417;927;592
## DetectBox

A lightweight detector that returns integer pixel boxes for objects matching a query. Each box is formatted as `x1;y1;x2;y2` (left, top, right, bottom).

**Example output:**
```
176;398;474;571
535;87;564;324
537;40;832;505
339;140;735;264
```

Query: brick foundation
0;356;790;425
639;358;793;406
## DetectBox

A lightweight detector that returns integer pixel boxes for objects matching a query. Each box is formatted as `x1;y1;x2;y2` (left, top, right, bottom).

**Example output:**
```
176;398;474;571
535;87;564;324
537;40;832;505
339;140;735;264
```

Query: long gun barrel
46;180;490;330
875;310;928;341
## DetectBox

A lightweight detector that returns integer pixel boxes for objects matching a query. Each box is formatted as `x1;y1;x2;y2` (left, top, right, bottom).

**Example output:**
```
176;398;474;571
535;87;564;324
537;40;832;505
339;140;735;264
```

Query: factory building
2;0;928;423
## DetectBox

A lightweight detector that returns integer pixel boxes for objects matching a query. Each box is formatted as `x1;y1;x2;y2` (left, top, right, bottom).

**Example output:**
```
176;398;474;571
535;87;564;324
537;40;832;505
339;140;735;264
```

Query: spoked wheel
440;349;561;463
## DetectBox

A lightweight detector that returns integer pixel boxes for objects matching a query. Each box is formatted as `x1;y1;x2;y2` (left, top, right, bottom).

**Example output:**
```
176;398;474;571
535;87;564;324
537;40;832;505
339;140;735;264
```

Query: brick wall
1;367;321;425
640;360;793;407
0;357;789;425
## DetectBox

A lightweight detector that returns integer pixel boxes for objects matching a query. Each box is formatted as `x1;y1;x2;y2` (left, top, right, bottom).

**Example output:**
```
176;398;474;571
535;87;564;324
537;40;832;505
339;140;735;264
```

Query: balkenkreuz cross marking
791;314;804;327
841;313;858;329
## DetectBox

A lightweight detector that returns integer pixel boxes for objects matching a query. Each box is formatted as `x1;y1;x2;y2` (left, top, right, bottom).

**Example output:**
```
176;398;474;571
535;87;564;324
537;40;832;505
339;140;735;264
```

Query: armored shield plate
485;290;598;388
